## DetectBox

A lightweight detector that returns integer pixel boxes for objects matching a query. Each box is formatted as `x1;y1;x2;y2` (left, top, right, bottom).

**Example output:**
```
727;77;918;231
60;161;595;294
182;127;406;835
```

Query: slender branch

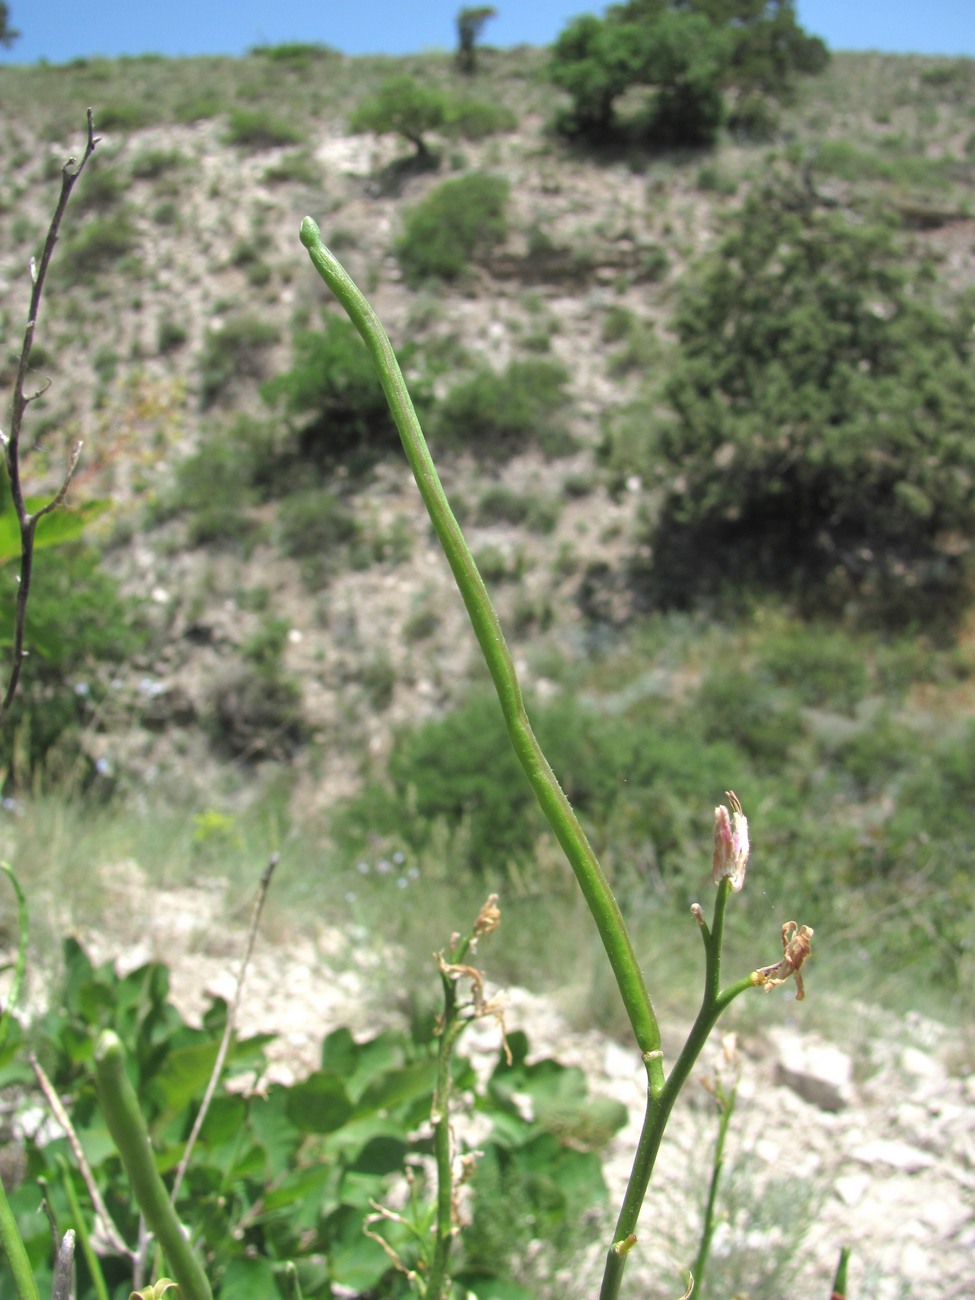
0;110;99;731
298;217;662;1071
170;853;278;1203
29;1053;132;1259
600;882;755;1300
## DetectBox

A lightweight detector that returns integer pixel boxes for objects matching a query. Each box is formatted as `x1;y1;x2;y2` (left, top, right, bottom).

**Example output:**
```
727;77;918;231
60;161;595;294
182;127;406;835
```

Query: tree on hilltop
0;3;20;47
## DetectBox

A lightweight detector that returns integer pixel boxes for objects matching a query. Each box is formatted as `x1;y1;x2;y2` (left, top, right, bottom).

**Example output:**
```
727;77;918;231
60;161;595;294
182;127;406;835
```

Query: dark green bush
634;169;975;624
549;1;828;147
396;172;509;285
59;215;138;282
277;487;359;559
224;108;304;150
208;662;306;760
262;313;415;468
345;690;741;879
199;313;279;408
434;358;573;460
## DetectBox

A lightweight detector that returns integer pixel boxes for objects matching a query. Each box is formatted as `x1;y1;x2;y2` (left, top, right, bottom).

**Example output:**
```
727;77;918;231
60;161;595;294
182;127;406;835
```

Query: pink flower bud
712;791;749;891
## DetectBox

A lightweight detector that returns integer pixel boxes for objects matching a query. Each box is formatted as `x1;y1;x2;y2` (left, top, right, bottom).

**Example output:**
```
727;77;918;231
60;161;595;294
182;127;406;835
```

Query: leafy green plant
396;172;509;285
7;934;619;1300
433;358;573;459
300;220;818;1297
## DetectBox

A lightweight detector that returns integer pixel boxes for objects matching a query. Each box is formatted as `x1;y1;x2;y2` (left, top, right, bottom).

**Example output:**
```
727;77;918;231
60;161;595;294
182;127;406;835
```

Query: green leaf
216;1255;282;1300
147;1037;220;1120
286;1070;354;1133
355;1057;438;1117
0;498;109;565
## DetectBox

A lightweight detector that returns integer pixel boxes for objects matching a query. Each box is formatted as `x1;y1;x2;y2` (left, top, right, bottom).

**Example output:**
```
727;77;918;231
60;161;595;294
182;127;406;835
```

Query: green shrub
445;98;517;140
97;102;153;131
0;542;146;786
249;40;339;69
433;358;573;459
208;662;306;760
549;1;828;147
261;312;414;468
156;316;188;354
637;168;975;624
476;485;561;533
59;214;139;282
173;94;224;122
277;487;359;560
130;148;187;179
199;313;279;408
350;75;449;157
224;108;304;150
396;172;509;285
345;689;741;879
263;149;320;184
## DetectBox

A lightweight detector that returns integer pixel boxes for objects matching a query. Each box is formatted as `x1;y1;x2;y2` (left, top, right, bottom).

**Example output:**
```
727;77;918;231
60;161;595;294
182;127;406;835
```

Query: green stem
690;1081;737;1296
600;883;755;1300
57;1156;110;1300
0;862;28;1055
94;1031;213;1300
299;217;661;1067
831;1245;851;1298
426;973;466;1300
0;1173;40;1300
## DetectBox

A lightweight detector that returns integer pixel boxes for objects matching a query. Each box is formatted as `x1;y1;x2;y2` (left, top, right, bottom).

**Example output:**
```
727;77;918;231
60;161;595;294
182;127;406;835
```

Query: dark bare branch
0;110;100;730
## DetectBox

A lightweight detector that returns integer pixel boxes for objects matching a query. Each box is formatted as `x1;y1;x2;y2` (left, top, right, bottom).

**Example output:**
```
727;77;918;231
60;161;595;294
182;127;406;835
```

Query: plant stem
600;882;754;1300
0;1174;40;1300
298;217;661;1069
690;1080;737;1295
426;971;466;1300
94;1031;213;1300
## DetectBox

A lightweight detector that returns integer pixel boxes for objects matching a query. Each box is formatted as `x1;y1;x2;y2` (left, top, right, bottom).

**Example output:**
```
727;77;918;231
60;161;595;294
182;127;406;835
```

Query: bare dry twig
29;1051;133;1260
170;852;279;1203
0;109;99;730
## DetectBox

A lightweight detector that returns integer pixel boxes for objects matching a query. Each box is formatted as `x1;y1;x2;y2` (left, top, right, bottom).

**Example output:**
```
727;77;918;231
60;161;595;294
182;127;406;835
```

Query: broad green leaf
0;498;109;564
286;1070;354;1133
215;1255;281;1300
147;1037;220;1120
354;1057;438;1117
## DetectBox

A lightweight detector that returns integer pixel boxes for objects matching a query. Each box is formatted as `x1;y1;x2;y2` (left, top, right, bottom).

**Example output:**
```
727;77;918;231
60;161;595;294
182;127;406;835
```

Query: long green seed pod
94;1031;213;1300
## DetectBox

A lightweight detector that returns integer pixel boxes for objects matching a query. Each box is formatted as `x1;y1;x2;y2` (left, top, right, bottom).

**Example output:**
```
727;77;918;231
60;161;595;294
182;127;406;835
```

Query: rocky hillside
2;46;974;815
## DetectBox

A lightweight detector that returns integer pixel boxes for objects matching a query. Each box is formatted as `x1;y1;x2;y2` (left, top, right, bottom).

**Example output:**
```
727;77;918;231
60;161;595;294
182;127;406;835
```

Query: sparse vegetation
2;40;975;1300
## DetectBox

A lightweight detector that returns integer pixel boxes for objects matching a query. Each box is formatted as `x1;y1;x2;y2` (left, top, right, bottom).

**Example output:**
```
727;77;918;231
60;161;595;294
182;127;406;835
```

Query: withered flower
712;791;749;892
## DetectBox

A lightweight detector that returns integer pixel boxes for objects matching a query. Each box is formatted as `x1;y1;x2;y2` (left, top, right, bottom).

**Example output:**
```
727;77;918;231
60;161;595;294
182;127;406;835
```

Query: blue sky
2;1;972;65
